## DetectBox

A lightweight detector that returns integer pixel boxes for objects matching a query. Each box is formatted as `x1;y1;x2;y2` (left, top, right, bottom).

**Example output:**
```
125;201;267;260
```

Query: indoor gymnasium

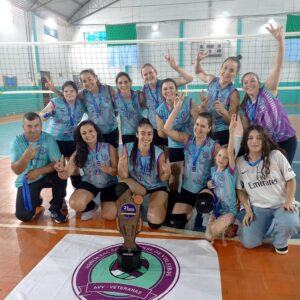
0;0;300;299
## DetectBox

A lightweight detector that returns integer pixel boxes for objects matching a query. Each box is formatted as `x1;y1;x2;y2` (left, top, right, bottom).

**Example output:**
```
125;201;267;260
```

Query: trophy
115;183;143;272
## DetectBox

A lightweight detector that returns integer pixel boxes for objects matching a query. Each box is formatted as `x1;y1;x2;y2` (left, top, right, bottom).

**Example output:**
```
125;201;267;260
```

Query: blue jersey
10;132;61;187
113;91;143;135
211;165;237;216
81;142;118;188
46;97;86;141
207;77;237;132
156;96;194;148
143;79;164;129
125;142;167;190
83;84;118;134
182;136;216;193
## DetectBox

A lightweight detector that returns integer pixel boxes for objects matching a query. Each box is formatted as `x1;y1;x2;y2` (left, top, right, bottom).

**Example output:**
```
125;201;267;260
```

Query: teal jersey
114;91;143;135
156;96;194;148
207;77;237;132
125;142;167;190
83;84;118;134
10;132;61;187
143;79;164;129
211;165;237;216
46;96;86;141
182;136;216;193
81;142;118;188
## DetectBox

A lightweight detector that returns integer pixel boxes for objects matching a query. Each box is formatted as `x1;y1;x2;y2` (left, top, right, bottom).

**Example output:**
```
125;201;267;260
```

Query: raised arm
265;25;284;95
194;51;215;84
118;147;129;179
100;145;118;176
156;115;167;138
45;75;63;97
228;114;237;170
165;50;193;86
11;143;40;175
158;153;171;181
163;93;190;144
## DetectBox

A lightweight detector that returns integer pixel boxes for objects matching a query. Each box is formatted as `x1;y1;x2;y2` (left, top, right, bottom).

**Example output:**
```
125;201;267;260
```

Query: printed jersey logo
72;243;180;299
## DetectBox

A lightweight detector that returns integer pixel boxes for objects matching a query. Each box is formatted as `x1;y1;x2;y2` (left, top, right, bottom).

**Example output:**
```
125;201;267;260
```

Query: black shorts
153;129;168;147
213;129;229;146
178;187;208;206
146;186;168;194
77;181;118;202
103;128;119;148
56;140;76;157
122;134;136;145
168;147;184;162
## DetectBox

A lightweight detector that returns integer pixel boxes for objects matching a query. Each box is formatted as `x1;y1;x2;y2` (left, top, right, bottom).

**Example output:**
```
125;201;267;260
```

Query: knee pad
195;193;214;214
168;213;187;229
148;221;163;230
115;182;130;198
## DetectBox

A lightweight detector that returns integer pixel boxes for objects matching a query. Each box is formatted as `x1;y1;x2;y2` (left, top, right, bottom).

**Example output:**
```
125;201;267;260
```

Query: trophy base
117;246;142;272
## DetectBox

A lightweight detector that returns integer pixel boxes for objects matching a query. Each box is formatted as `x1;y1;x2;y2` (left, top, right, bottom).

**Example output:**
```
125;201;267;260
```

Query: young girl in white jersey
205;114;238;241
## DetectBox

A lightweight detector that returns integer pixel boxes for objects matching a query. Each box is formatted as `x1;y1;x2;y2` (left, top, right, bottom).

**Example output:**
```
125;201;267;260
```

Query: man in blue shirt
10;112;67;223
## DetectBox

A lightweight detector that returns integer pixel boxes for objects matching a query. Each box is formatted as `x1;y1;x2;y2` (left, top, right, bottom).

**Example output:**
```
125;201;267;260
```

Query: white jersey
236;150;296;208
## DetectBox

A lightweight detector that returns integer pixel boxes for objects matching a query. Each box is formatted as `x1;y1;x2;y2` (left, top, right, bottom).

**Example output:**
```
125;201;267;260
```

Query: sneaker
81;208;97;221
275;246;288;255
50;209;68;223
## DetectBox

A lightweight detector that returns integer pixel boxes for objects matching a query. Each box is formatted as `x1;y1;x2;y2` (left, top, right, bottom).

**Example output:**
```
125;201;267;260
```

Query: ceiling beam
69;0;120;24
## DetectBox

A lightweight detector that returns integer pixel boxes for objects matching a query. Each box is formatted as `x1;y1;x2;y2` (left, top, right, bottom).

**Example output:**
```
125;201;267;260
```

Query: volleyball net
0;32;300;116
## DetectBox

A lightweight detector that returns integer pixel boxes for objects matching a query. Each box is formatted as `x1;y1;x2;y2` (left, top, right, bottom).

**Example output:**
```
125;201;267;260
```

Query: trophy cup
115;183;143;272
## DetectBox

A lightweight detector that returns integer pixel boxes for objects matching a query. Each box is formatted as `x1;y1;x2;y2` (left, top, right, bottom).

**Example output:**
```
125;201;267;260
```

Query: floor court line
1;223;300;245
0;222;204;239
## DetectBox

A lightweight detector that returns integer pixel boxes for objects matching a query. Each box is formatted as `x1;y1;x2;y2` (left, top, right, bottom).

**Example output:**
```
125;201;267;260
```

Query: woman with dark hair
236;124;299;254
40;80;86;188
79;69;119;148
117;118;171;229
195;49;241;145
113;72;146;144
54;120;119;221
156;78;199;197
163;98;220;229
141;50;193;146
40;81;86;156
240;25;296;163
45;70;119;148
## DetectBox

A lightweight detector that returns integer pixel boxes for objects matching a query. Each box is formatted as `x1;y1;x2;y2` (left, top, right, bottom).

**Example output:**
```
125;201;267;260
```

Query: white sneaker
81;208;97;221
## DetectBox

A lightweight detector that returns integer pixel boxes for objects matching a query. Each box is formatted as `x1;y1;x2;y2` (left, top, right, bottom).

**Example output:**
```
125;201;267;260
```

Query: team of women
11;24;299;254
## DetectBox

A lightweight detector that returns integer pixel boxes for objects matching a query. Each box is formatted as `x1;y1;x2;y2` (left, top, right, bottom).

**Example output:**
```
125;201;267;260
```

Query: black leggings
278;135;297;164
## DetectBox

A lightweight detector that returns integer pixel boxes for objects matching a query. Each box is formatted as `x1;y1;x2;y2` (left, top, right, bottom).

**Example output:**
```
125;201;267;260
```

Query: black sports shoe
50;209;68;223
275;246;288;255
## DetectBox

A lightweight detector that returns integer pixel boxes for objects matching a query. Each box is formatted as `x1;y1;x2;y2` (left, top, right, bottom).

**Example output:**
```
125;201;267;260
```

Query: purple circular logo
120;203;136;219
72;243;180;299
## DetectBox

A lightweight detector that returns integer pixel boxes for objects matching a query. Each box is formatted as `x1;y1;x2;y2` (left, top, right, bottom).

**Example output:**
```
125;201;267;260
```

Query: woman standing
79;69;119;148
113;72;145;144
40;80;86;188
195;50;241;145
240;24;296;163
141;51;193;146
156;78;198;193
236;125;299;254
118;118;171;229
54;120;119;221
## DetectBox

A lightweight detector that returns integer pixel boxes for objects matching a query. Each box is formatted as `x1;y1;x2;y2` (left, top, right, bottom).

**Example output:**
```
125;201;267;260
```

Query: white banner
6;234;221;300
